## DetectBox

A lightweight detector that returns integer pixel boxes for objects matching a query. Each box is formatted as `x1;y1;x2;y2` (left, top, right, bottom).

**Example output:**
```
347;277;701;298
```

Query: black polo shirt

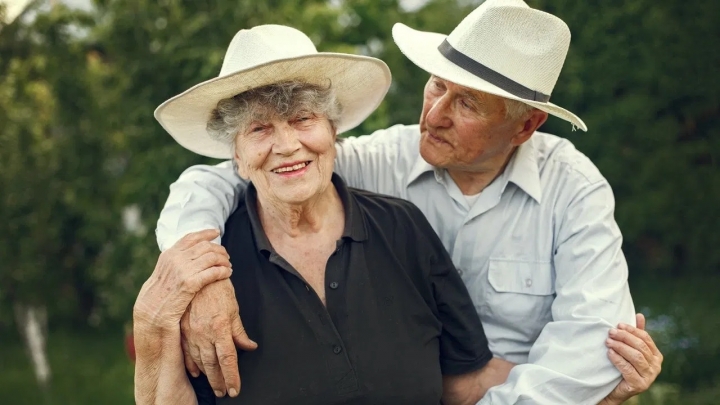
191;174;491;405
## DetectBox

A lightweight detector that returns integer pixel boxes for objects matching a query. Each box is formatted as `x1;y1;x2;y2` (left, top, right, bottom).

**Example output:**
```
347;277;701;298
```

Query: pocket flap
488;259;555;296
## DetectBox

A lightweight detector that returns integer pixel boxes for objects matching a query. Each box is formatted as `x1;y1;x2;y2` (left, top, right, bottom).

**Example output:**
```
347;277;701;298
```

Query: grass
0;328;134;405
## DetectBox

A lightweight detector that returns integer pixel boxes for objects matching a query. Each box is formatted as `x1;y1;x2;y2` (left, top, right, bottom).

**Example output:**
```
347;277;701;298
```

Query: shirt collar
505;136;543;203
405;135;542;203
407;155;437;187
245;173;368;254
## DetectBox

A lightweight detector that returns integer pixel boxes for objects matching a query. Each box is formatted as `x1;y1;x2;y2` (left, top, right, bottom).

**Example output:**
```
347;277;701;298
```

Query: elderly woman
133;25;495;405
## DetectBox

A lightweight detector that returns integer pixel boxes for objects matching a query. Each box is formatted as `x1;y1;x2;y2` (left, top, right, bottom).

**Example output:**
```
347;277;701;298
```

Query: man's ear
511;109;548;146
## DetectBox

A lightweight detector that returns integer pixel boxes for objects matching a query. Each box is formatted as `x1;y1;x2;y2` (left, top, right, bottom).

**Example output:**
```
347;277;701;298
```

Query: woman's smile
270;160;312;178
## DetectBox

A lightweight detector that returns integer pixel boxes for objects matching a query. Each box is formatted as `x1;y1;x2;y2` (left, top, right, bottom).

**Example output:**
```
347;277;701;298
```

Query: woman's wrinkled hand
133;229;233;331
599;313;663;405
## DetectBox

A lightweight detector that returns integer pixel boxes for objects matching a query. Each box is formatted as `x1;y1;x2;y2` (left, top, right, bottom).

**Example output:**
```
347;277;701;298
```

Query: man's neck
447;147;517;196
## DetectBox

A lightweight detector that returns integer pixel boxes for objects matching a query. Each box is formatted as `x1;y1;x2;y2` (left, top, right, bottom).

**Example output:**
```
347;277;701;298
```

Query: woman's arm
133;229;233;404
134;323;199;405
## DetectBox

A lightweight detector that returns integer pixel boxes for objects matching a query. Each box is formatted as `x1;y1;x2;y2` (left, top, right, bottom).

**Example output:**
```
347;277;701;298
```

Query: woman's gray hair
206;80;342;146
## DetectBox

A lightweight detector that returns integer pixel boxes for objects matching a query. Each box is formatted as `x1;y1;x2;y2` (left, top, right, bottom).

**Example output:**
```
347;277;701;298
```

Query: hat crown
447;0;570;96
219;25;318;77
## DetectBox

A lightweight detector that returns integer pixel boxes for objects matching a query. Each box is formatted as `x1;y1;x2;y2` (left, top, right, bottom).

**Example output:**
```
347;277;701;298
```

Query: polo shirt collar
245;173;368;254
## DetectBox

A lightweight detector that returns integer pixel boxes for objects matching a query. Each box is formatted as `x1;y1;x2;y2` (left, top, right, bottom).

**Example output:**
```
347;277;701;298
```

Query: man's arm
156;161;245;251
480;180;636;405
156;125;418;251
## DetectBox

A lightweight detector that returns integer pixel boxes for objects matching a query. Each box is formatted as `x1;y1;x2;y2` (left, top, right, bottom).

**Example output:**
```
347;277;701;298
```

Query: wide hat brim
392;23;587;131
155;53;392;159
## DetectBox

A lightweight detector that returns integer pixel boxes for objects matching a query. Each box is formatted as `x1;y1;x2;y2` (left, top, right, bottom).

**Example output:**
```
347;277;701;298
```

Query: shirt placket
268;246;359;397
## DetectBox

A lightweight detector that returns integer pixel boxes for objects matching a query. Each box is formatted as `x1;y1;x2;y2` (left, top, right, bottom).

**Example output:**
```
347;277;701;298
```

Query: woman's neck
256;185;344;238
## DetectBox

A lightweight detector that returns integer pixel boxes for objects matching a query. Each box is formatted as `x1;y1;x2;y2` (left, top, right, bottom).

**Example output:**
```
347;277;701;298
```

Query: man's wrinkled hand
599;313;663;405
180;268;257;398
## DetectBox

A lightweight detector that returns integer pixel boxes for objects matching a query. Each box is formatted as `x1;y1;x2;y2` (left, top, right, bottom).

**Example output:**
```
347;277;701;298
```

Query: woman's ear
234;150;249;180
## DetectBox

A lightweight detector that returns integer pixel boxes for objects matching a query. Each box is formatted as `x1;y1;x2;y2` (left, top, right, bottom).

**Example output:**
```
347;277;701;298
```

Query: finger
231;314;258;351
619;322;661;357
185;240;230;261
181;266;233;296
194;251;232;272
636;313;646;330
609;328;653;360
187;340;205;374
175;229;221;250
200;345;226;397
607;349;643;394
606;336;651;376
181;336;201;378
216;337;241;397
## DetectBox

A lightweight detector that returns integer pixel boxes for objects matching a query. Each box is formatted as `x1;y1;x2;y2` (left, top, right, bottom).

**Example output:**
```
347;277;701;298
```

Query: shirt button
333;345;343;354
457;268;464;276
329;281;339;289
525;278;533;287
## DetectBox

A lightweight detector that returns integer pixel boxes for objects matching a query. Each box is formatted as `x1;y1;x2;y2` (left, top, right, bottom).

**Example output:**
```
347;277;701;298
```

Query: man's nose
273;123;302;155
425;95;452;128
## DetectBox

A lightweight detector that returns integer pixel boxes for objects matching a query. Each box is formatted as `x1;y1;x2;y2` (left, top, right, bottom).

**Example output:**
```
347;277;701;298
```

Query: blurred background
0;0;718;403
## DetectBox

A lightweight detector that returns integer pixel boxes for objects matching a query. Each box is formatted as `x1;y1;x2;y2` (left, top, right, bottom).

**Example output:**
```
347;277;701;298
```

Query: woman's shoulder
348;187;435;238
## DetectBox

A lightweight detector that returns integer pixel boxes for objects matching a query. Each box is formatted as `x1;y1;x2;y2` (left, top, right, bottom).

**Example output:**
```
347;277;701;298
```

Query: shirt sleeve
406;202;493;375
334;124;420;197
479;180;636;405
155;161;247;251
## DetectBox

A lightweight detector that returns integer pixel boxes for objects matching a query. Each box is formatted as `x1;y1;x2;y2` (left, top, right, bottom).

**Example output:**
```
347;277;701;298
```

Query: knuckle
204;357;219;369
632;352;645;364
623;384;636;394
218;351;237;366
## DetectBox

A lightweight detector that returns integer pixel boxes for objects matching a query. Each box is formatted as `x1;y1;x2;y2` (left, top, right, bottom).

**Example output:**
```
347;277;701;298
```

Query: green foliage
0;0;718;400
0;329;134;404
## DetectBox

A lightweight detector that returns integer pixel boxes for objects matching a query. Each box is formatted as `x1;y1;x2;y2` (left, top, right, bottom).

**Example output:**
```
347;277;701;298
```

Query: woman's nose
273;124;302;155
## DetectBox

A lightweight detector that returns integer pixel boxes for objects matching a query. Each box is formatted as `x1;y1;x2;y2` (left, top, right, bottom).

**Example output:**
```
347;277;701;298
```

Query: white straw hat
392;0;586;131
155;25;392;159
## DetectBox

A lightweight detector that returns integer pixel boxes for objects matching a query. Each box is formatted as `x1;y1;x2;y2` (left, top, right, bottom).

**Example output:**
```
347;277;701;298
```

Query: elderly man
156;1;663;404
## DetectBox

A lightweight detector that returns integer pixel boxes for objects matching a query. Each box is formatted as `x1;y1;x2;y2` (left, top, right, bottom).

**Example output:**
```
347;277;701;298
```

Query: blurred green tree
1;0;719;402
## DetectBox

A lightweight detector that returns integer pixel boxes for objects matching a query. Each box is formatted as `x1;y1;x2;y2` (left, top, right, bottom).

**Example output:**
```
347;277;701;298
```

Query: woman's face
233;111;336;206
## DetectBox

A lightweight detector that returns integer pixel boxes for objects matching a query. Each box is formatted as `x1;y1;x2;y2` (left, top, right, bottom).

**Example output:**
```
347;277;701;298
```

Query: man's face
418;76;523;173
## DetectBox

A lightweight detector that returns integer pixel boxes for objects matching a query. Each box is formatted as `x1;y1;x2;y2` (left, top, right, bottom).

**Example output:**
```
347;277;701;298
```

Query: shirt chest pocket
484;259;555;341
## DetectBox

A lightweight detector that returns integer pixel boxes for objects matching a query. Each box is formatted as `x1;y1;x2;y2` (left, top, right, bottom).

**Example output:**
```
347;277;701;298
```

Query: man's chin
419;141;444;168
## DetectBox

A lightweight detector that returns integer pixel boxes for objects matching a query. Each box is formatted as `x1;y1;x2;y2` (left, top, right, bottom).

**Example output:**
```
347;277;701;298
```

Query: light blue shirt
157;124;636;404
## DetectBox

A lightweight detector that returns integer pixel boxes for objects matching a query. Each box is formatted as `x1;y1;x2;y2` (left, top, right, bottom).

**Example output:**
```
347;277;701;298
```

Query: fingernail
606;338;613;346
214;390;223;397
191;371;199;378
229;388;238;397
618;323;627;330
609;328;617;336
